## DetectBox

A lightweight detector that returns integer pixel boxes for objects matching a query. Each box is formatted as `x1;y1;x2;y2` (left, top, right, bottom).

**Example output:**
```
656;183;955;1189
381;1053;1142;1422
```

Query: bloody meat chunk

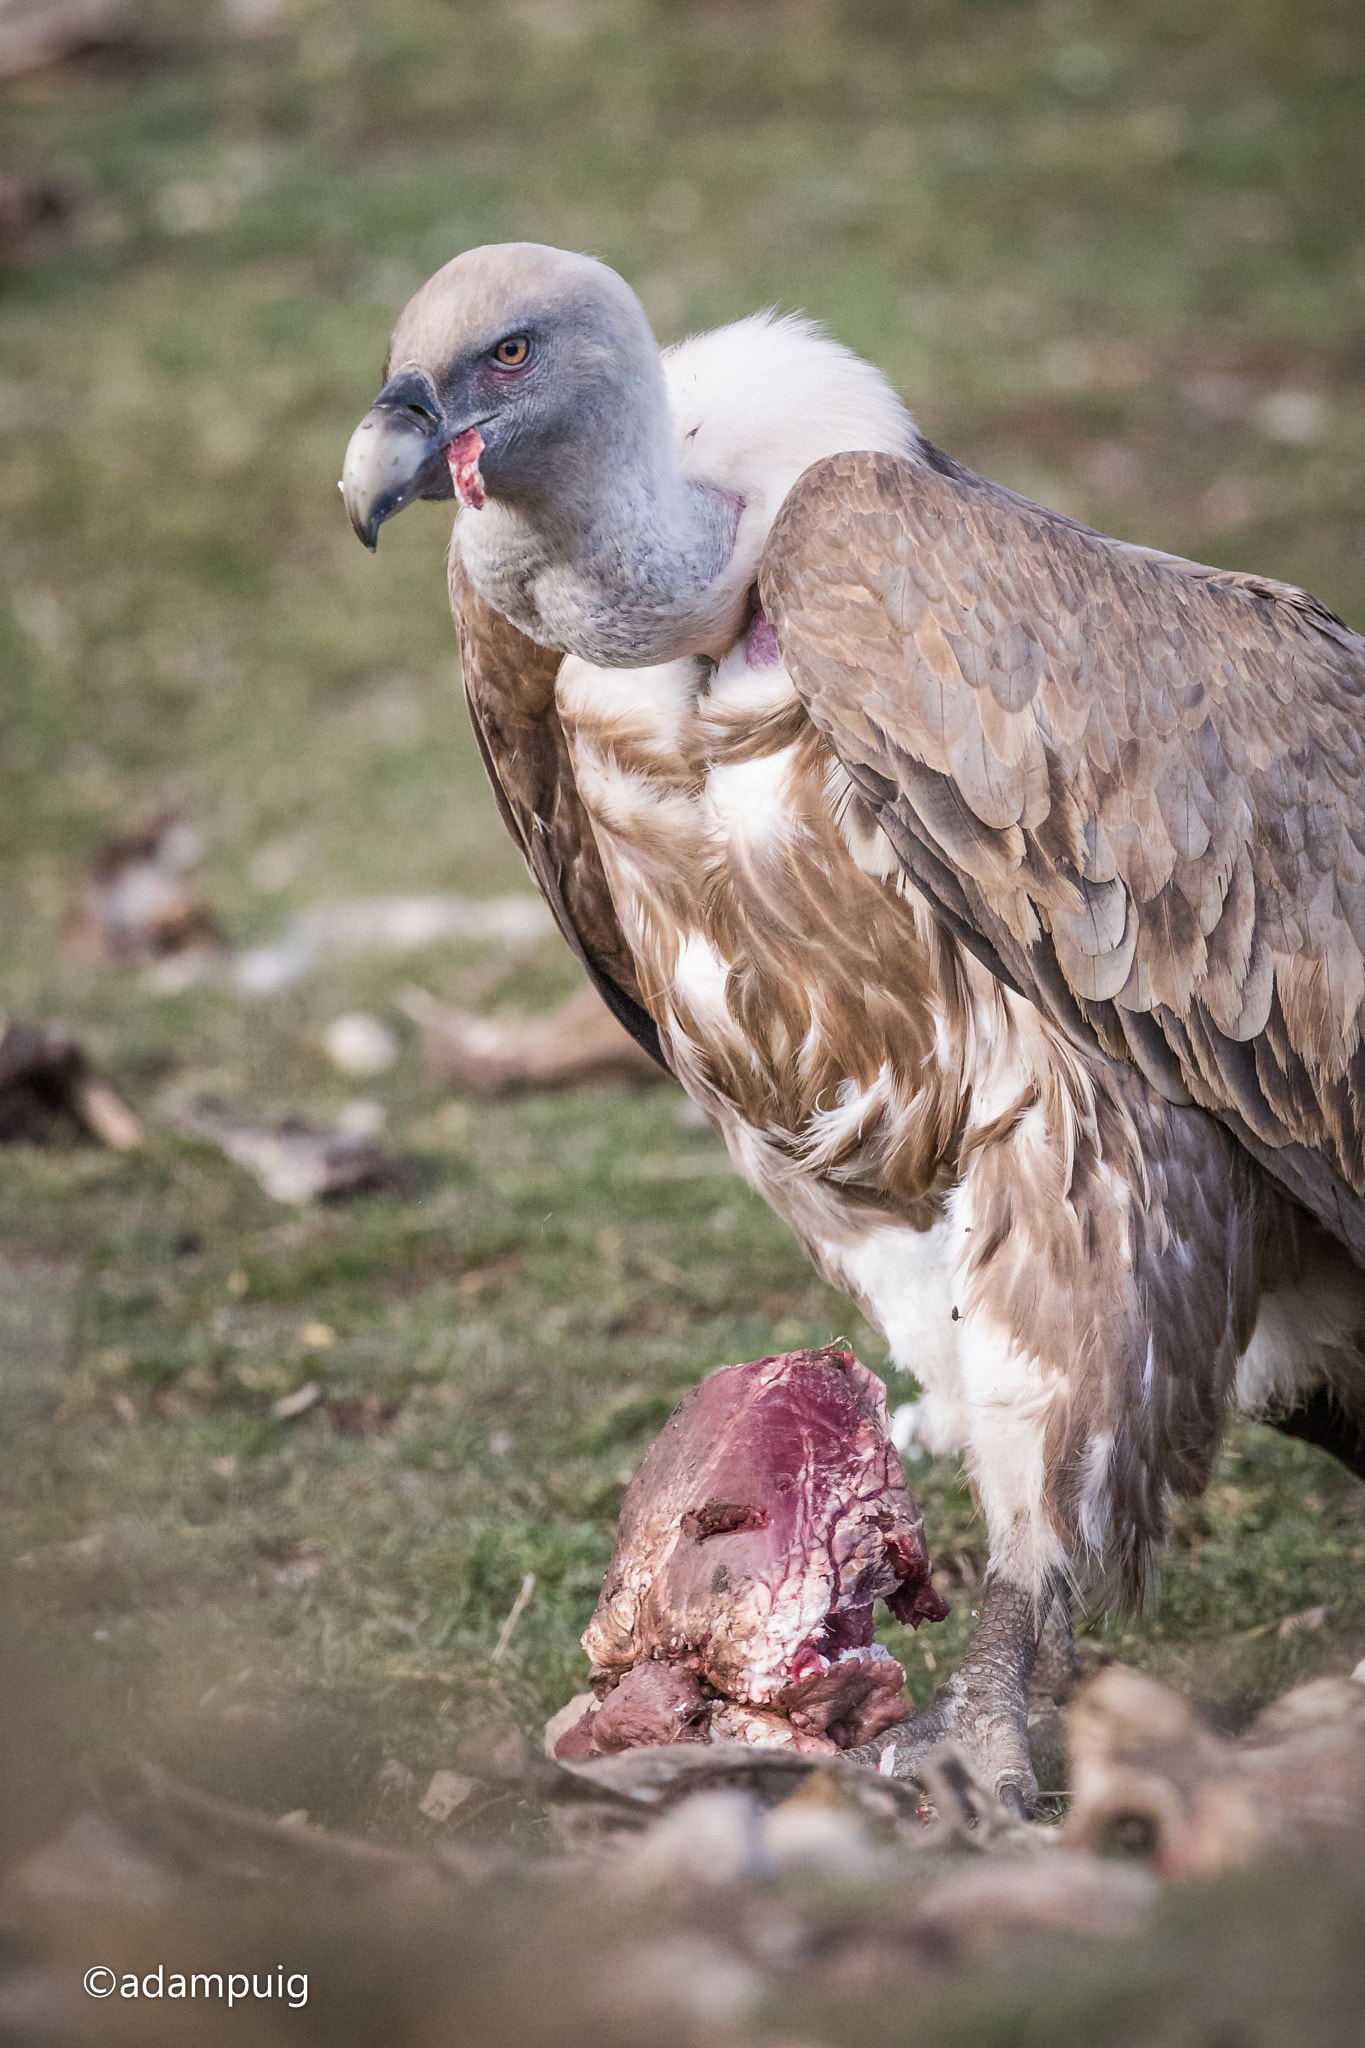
553;1661;711;1759
556;1346;947;1759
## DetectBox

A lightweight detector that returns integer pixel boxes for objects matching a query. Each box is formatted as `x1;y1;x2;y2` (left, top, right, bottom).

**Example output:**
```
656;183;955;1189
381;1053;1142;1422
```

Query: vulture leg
1030;1583;1084;1704
850;1576;1061;1816
850;1075;1258;1814
1025;1584;1084;1795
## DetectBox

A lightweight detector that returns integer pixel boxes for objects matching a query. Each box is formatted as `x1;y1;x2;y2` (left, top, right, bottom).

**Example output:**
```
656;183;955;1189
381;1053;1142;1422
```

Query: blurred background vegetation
2;0;1364;1847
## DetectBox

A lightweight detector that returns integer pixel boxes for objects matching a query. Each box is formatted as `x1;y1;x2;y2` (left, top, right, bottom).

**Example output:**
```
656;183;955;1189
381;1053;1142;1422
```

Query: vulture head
343;244;670;530
341;242;825;665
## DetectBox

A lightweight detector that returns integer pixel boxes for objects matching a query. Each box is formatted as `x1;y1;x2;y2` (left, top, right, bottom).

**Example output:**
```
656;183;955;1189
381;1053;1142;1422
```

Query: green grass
2;0;1365;1855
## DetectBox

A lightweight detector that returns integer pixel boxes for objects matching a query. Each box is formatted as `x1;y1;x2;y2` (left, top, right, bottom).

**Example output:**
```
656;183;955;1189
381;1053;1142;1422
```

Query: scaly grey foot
849;1576;1056;1818
1026;1585;1082;1795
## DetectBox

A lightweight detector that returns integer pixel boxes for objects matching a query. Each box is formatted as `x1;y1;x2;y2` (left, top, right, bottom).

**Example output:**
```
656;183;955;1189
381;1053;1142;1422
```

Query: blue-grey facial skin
412;287;675;522
348;242;742;665
350;285;667;539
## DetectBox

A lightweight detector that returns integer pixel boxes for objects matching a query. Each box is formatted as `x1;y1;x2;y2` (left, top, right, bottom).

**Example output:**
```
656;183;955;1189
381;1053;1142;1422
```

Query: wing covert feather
762;450;1365;1259
448;555;666;1068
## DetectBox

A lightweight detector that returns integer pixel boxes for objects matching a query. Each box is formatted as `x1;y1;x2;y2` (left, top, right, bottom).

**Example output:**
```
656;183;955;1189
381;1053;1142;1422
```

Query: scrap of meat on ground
556;1346;947;1760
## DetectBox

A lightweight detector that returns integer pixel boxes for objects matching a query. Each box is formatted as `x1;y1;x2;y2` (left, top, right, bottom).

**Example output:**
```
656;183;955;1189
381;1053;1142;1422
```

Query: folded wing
448;555;666;1068
762;449;1365;1263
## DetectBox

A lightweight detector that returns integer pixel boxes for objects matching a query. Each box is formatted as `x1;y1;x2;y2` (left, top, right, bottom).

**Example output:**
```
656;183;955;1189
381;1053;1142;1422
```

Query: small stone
322;1013;398;1077
762;1791;877;1875
1277;1604;1329;1640
618;1791;764;1888
606;1934;762;2026
1256;389;1323;445
375;1759;415;1793
418;1770;476;1823
273;1556;322;1590
271;1381;320;1419
336;1097;386;1137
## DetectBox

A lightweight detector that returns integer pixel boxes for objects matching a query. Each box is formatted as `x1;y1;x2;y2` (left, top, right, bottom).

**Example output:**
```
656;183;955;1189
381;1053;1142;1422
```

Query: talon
849;1575;1065;1820
994;1778;1032;1821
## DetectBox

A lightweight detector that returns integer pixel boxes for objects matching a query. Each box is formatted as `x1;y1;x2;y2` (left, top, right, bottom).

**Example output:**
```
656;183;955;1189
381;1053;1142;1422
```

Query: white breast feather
706;743;799;839
555;652;700;752
559;310;972;1456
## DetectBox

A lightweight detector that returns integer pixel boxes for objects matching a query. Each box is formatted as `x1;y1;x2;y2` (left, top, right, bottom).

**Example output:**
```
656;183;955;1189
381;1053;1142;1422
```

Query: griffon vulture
342;243;1365;1812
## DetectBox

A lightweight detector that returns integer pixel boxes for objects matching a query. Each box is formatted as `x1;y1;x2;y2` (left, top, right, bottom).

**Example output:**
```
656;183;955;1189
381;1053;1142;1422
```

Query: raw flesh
556;1346;947;1759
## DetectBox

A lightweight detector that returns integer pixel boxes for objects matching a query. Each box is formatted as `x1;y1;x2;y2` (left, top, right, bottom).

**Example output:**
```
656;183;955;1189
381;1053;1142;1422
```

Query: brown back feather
762;450;1365;1264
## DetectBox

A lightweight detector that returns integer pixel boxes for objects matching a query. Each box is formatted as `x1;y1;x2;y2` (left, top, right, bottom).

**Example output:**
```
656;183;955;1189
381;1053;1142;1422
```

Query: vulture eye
492;335;531;368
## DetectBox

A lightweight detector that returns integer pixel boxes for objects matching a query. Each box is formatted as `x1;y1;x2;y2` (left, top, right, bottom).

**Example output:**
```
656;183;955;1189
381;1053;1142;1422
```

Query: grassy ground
2;0;1365;1862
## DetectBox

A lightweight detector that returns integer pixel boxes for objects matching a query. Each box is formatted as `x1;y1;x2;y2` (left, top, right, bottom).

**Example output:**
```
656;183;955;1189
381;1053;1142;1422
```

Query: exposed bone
403;982;665;1096
419;1771;478;1823
164;1094;401;1203
235;892;553;995
1066;1664;1365;1876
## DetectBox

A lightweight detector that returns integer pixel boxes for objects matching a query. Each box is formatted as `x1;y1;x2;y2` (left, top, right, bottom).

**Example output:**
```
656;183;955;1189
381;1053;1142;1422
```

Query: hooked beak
340;368;459;551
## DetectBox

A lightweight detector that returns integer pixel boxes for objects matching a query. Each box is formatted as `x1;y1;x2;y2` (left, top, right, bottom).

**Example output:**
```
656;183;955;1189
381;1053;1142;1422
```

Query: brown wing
448;553;666;1069
761;449;1365;1264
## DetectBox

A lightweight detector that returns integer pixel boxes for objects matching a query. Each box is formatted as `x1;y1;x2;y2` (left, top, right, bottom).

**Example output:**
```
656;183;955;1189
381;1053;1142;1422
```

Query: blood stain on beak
446;427;486;510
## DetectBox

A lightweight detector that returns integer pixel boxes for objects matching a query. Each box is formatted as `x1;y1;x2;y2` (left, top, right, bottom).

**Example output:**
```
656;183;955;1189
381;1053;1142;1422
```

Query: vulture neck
457;392;744;669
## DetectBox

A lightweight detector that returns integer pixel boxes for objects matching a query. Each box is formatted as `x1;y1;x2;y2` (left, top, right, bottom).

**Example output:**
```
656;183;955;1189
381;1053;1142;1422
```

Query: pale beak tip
347;504;380;552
